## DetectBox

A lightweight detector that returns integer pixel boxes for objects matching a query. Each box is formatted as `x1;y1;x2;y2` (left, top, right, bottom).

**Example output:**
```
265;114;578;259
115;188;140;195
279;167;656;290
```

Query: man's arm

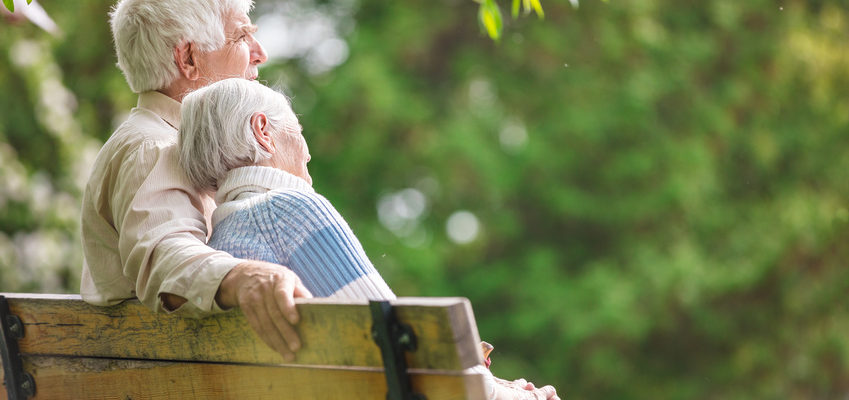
115;142;310;360
158;260;311;361
215;261;311;361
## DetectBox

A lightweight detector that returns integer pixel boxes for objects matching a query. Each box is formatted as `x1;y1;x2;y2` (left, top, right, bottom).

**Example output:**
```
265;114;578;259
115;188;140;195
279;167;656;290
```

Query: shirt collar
215;166;314;205
137;91;182;130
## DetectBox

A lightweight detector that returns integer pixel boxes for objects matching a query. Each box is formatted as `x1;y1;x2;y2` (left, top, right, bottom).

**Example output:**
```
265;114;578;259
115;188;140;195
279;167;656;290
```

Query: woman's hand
492;376;560;400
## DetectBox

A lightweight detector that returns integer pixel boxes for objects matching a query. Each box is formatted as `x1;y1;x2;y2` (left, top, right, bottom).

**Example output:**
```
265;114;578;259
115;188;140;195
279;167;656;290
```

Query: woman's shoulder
265;189;343;221
211;194;267;226
267;188;330;206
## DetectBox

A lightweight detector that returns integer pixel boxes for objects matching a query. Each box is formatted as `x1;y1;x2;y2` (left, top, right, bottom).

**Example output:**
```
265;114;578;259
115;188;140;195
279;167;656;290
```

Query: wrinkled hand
481;341;560;400
493;376;560;400
216;260;313;361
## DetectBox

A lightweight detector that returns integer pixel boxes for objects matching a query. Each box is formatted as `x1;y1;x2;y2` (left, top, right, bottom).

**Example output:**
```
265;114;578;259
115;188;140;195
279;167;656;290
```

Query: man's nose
250;36;268;65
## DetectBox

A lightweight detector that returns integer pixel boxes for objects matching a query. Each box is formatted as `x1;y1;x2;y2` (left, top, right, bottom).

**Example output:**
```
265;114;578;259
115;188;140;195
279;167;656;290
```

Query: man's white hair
179;79;300;191
110;0;254;93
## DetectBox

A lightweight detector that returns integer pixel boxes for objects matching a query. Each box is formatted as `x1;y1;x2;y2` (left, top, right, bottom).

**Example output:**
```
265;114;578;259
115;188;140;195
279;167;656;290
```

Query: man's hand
215;260;313;361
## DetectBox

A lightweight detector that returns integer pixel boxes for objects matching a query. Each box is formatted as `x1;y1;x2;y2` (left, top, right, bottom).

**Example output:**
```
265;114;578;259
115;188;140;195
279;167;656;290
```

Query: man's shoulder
85;107;183;196
107;107;178;149
91;108;179;172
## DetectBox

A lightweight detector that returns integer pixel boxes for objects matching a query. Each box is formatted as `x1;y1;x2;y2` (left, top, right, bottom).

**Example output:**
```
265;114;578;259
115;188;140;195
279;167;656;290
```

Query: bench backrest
0;293;487;399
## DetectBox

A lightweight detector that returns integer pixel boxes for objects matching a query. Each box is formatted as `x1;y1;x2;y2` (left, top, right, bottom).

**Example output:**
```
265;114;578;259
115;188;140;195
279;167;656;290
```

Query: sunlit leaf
491;0;503;24
529;0;544;18
512;0;520;18
478;0;503;40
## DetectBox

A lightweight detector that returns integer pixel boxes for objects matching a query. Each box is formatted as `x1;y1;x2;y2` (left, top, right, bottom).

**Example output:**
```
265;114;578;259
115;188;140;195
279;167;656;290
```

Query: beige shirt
80;91;240;316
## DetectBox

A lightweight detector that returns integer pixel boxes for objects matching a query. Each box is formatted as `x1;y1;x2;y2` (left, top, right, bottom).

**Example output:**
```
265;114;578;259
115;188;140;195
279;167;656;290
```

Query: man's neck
158;78;199;103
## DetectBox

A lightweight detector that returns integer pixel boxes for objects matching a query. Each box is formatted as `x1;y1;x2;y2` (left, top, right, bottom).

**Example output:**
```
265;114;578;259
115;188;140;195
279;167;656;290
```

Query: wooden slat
0;294;483;371
0;355;487;400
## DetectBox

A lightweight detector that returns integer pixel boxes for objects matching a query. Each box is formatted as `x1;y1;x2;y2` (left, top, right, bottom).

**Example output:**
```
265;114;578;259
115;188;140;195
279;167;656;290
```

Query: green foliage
2;0;849;398
513;0;544;19
475;0;610;40
477;0;548;40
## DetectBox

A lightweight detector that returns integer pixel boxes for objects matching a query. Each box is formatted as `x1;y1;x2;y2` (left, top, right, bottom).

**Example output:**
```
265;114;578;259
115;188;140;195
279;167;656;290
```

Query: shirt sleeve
114;140;240;316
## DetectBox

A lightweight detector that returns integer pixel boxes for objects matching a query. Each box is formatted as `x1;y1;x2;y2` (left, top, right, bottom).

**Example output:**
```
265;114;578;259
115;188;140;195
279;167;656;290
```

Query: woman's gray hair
179;79;300;191
110;0;253;93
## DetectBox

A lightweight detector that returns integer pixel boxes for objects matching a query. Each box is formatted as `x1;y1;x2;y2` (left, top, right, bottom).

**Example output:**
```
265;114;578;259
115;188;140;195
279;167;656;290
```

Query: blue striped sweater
208;166;395;300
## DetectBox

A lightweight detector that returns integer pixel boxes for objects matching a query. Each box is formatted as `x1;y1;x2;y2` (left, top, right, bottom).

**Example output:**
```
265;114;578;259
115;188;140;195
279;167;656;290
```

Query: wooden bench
0;293;487;399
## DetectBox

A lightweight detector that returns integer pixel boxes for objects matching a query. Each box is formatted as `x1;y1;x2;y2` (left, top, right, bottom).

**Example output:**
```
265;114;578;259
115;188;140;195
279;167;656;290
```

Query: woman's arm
264;190;396;300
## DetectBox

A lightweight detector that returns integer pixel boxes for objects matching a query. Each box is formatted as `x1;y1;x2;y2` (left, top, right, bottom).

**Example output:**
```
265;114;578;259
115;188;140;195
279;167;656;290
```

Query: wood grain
0;294;483;371
0;355;487;400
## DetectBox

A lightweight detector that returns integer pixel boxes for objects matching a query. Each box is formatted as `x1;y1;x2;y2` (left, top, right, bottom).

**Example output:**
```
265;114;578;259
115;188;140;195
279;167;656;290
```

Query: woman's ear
251;112;274;153
174;41;200;81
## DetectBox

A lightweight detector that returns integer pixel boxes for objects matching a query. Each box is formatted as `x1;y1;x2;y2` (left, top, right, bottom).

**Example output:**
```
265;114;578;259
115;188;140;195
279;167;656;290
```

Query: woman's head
179;78;310;191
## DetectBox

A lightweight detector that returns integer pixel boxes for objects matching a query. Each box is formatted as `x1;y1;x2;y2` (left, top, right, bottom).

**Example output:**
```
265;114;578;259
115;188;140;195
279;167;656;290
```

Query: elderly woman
178;78;559;400
179;78;394;300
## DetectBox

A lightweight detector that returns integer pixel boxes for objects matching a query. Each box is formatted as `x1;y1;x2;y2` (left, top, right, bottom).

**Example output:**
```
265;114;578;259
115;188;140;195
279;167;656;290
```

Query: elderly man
80;0;308;361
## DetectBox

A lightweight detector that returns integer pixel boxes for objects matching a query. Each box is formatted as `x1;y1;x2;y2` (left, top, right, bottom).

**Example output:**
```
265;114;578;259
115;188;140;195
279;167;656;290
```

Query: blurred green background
2;0;849;398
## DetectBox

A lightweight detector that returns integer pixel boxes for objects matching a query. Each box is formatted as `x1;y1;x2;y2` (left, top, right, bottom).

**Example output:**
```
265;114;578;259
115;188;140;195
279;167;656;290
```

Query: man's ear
174;41;200;81
251;112;274;153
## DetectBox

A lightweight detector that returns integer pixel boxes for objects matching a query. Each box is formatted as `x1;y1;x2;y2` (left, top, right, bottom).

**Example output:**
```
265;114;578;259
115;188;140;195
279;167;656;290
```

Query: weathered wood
0;294;483;371
0;355;487;400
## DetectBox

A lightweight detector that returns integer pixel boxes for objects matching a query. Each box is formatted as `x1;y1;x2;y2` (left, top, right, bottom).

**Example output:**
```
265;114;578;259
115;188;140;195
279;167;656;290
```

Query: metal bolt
7;315;23;339
19;373;36;397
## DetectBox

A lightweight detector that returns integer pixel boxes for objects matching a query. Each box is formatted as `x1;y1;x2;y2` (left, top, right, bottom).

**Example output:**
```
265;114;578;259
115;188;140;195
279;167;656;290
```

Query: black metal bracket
370;300;426;400
1;296;35;399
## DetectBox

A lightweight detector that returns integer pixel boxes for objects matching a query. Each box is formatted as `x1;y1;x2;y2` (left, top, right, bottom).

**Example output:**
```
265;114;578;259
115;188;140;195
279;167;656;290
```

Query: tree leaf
530;0;545;18
478;0;503;40
512;0;520;18
491;0;503;26
3;0;14;13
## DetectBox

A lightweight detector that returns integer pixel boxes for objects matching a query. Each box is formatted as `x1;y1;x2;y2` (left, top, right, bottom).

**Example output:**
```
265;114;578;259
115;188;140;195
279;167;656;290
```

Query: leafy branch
476;0;607;40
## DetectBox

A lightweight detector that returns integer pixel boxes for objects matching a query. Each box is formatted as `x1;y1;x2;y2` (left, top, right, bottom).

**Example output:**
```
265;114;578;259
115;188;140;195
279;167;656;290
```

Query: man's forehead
223;10;253;31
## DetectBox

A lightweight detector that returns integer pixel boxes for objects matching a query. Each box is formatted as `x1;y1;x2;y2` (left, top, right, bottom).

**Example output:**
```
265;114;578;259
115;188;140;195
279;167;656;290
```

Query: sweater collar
138;91;181;130
215;166;314;205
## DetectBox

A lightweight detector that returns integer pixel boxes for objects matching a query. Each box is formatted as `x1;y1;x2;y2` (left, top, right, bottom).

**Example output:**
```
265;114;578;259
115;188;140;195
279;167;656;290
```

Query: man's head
179;79;311;191
110;0;267;94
